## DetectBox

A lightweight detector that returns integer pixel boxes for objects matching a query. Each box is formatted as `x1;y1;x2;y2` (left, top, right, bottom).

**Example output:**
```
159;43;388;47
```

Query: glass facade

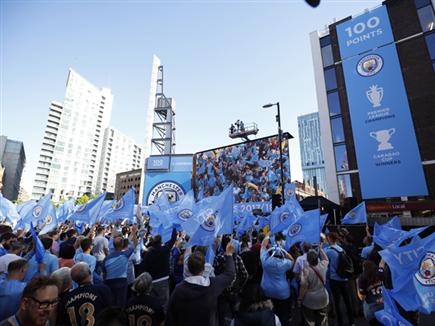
334;145;349;172
337;174;353;199
298;112;327;193
327;92;341;116
324;67;337;91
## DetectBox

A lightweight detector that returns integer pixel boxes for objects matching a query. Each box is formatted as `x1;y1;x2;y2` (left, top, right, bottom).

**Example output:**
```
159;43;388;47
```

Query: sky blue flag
284;182;296;201
16;200;36;215
341;202;367;225
39;203;58;235
97;200;115;223
284;209;321;250
75;221;86;235
320;213;328;229
373;216;404;249
148;190;173;229
101;188;135;224
269;196;303;234
69;192;106;224
22;192;52;225
187;185;234;247
257;215;270;230
236;212;256;236
379;232;435;314
57;198;75;223
375;287;412;326
0;193;20;227
166;190;196;233
30;222;45;264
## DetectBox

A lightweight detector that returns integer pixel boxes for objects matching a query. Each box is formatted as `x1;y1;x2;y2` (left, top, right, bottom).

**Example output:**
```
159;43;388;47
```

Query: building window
321;45;334;67
334;144;349;171
320;35;331;47
425;32;435;59
324;67;337;91
337;174;353;199
417;4;435;32
331;117;345;143
327;91;341;116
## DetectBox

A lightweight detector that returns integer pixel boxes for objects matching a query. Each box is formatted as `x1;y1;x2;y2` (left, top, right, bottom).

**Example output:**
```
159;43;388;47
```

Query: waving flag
57;198;75;223
375;287;412;326
69;192;106;224
284;182;296;201
320;213;328;229
30;222;45;264
187;185;234;247
374;217;405;249
0;193;20;226
21;192;52;226
270;196;303;234
257;215;270;230
379;232;435;314
101;188;135;224
236;212;256;236
97;200;115;223
17;200;36;215
39;203;58;235
148;190;173;228
167;190;196;233
341;202;367;225
284;209;321;250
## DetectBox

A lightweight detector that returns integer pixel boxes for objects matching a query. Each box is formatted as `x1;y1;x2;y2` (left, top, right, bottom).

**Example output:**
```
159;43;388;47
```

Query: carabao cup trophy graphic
370;128;395;151
366;85;383;108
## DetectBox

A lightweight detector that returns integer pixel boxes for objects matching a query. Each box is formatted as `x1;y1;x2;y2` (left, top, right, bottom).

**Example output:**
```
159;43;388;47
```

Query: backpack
332;247;354;279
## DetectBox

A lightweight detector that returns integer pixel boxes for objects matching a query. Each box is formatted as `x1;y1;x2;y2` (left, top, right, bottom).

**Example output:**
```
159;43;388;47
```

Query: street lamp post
263;102;286;205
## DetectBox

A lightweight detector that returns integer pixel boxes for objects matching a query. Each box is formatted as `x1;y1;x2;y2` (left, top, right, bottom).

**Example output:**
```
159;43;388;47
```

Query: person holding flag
260;232;294;326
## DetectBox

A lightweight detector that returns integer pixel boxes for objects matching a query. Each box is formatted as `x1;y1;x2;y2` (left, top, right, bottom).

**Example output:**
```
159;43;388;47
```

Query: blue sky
1;0;380;193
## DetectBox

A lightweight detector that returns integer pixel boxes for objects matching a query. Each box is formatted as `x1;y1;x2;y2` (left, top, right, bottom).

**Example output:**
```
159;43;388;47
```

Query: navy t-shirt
125;294;165;326
58;283;113;325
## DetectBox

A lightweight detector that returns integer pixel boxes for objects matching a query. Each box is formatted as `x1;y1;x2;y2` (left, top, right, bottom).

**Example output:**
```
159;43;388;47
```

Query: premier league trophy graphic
370;128;395;151
366;85;383;108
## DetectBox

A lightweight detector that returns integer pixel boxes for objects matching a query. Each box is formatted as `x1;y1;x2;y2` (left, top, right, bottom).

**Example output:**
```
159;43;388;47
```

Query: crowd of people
0;214;427;326
195;136;291;203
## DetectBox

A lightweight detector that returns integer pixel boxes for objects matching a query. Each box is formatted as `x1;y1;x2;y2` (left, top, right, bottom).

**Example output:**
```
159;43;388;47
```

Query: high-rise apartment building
297;112;327;194
310;0;435;215
97;127;143;193
0;136;26;201
32;69;113;201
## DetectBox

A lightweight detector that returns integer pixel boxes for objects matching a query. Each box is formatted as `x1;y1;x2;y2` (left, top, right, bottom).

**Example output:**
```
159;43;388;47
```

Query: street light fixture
262;102;286;205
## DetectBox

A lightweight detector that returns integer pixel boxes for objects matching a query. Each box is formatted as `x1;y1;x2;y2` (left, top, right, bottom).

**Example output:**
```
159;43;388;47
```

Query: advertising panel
143;155;193;205
193;135;291;204
337;6;428;199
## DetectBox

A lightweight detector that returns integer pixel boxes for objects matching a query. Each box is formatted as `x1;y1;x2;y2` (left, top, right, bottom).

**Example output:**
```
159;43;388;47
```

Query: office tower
97;127;143;194
32;69;113;201
298;112;327;194
310;0;434;215
0;136;26;201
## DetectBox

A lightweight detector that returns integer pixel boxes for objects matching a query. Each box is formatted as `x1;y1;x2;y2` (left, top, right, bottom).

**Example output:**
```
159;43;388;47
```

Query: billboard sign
193;134;291;204
337;6;428;199
336;5;394;60
143;155;192;205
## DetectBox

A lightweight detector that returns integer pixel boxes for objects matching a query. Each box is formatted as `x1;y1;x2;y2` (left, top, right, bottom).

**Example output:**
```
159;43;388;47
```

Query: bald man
57;263;112;326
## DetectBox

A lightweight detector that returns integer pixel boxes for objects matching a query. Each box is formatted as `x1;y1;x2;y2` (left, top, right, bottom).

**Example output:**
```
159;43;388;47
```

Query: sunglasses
28;297;59;309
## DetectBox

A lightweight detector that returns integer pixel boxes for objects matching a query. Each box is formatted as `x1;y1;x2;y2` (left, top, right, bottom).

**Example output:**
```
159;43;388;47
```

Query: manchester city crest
357;54;383;77
280;212;290;223
45;215;53;225
114;198;124;211
415;252;435;286
349;211;357;218
76;204;87;213
177;209;193;222
288;223;302;237
201;212;217;232
32;206;43;218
